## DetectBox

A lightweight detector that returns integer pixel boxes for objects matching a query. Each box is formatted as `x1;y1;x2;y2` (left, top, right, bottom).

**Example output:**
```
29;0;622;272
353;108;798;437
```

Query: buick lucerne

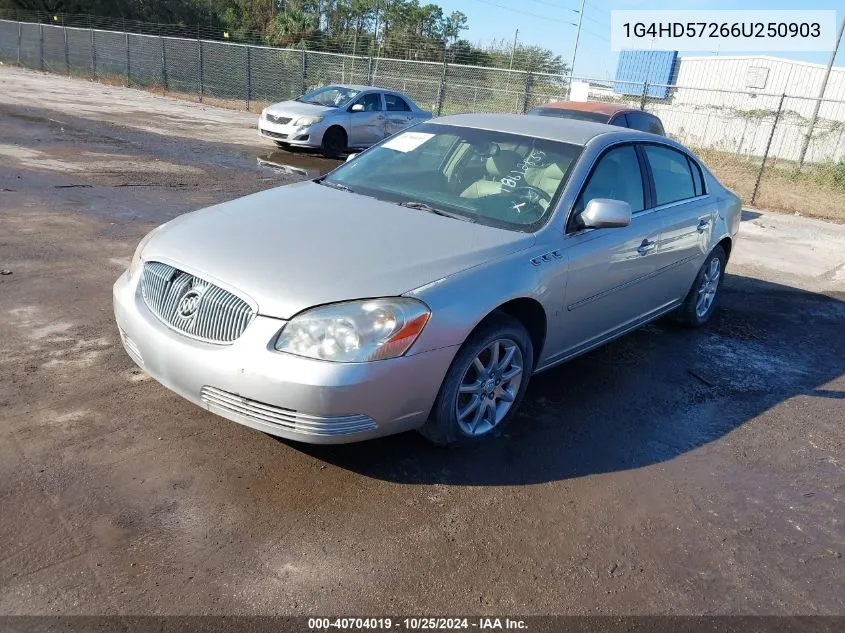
114;114;740;446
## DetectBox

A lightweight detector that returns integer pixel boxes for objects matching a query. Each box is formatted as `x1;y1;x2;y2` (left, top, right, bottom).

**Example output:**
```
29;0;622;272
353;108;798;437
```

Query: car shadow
290;274;845;485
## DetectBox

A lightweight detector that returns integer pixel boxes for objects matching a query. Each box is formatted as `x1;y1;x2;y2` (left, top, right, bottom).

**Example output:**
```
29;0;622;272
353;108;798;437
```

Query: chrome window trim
563;138;710;234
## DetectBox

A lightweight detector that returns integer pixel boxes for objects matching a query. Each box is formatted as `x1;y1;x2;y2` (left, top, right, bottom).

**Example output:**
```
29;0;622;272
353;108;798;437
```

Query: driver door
348;93;387;147
544;144;669;362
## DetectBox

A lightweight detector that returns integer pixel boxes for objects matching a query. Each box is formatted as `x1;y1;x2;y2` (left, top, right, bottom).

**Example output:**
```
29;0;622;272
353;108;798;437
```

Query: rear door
348;93;387;147
548;144;668;361
639;143;715;304
384;94;416;136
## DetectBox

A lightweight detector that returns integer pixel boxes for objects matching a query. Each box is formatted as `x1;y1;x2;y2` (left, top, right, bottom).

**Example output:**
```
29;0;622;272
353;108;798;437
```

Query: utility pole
569;0;585;77
508;28;518;71
797;13;845;169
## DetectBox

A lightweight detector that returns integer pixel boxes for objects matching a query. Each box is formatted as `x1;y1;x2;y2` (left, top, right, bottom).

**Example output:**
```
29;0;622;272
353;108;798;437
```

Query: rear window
625;111;665;135
527;108;610;124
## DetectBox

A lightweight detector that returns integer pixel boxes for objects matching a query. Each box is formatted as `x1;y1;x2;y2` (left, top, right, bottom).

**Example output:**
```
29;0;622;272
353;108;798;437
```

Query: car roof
428;112;649;146
327;84;402;93
535;101;639;116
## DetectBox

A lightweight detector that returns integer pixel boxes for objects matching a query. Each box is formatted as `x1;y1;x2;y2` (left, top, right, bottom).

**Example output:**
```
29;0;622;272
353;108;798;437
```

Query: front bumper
257;118;325;148
113;271;457;444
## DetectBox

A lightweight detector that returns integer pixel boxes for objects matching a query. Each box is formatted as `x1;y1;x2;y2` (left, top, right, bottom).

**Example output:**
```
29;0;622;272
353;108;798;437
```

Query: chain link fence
2;16;844;219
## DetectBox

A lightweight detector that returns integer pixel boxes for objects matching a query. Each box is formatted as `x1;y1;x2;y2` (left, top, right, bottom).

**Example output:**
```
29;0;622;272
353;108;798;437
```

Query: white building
647;55;845;163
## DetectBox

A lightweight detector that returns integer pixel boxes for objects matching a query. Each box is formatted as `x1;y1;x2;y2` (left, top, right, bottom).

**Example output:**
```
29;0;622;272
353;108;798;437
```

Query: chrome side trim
566;254;700;311
535;299;682;374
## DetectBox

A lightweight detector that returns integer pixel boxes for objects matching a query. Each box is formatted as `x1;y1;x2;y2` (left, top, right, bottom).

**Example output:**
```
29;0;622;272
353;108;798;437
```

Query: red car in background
528;101;666;136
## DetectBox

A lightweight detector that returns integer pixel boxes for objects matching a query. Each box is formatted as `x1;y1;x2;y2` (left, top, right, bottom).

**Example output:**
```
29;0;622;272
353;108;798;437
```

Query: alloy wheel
455;338;523;437
695;257;721;318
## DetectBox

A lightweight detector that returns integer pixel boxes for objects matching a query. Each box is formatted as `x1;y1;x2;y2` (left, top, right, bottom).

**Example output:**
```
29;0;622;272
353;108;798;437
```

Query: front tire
320;127;347;158
420;312;533;446
676;245;726;327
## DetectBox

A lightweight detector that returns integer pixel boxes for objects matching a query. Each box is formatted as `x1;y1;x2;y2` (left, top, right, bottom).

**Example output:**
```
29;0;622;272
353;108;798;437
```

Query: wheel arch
473;297;547;370
717;236;732;262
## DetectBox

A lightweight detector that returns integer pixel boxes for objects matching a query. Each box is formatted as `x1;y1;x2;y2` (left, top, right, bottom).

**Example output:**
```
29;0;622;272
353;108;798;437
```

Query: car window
609;113;629;128
355;93;383;112
575;145;644;221
626;111;665;135
526;107;610;124
322;123;582;232
297;85;360;107
688;156;706;196
643;145;696;206
385;94;411;112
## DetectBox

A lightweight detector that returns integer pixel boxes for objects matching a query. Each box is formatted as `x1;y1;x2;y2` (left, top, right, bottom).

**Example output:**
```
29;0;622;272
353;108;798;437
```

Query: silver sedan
114;114;740;446
258;84;432;157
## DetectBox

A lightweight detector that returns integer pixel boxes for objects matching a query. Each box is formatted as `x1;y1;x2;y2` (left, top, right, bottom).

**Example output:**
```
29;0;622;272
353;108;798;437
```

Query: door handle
697;218;710;233
637;239;657;256
377;115;386;120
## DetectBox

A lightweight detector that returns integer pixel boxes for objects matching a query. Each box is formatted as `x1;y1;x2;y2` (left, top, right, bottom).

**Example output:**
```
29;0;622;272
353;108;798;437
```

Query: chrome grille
141;262;254;344
201;386;377;437
267;114;292;125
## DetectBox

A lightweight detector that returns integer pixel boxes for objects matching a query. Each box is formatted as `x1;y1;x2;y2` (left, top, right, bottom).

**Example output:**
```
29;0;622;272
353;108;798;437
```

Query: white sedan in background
258;84;432;157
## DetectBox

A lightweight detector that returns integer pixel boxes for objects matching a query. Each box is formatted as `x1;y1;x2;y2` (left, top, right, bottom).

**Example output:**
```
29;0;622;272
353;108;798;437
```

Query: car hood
265;100;337;117
143;182;535;319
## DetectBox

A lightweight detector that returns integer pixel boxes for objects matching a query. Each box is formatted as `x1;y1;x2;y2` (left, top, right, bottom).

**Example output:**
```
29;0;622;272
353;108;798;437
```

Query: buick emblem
177;290;202;318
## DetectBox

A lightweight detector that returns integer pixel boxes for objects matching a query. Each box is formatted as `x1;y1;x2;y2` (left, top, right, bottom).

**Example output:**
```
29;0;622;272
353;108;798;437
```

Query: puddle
256;150;339;179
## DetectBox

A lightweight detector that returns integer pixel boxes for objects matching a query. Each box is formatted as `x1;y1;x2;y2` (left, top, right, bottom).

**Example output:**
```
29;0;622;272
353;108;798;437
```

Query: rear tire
675;245;726;327
320;127;347;158
419;312;533;446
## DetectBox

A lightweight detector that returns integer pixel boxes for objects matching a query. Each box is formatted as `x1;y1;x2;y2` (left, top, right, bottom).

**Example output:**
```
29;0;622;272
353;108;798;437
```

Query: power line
465;0;578;26
519;0;580;12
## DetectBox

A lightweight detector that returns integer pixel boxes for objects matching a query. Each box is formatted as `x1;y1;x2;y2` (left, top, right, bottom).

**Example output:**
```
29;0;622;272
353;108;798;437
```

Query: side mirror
345;153;359;163
350;103;364;112
579;198;632;229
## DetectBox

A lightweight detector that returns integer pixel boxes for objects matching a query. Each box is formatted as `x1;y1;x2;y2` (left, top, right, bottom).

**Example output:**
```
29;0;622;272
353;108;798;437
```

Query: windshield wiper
397;201;475;223
318;179;353;193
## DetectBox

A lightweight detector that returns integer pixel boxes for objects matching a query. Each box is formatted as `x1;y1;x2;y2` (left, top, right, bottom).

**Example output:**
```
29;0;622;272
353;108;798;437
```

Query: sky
433;0;844;79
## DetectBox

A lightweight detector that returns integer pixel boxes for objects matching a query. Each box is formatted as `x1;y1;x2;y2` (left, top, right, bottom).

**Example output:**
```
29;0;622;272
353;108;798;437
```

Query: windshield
297;85;361;108
322;123;582;231
528;107;611;124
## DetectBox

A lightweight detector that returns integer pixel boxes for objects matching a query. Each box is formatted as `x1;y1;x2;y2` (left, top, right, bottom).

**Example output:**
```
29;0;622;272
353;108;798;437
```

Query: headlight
294;116;322;127
128;224;165;278
275;298;430;362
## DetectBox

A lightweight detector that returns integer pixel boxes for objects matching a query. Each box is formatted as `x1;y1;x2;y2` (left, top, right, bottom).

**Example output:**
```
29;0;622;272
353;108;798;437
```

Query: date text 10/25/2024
308;617;528;630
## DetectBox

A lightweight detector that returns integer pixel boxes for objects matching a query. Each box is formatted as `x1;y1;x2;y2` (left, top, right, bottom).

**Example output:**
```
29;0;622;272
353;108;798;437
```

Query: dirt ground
1;67;844;616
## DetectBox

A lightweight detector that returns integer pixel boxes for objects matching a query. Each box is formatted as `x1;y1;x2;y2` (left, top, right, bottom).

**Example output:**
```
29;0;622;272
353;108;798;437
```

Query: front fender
404;249;544;357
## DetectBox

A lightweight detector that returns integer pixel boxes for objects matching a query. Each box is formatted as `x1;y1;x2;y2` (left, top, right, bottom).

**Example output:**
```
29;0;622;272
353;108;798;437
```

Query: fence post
16;22;21;66
521;71;533;114
639;80;649;110
751;93;786;206
245;46;251;111
125;30;130;87
160;35;167;92
63;18;70;74
90;28;96;79
198;36;204;103
300;47;307;95
435;41;448;116
39;22;44;71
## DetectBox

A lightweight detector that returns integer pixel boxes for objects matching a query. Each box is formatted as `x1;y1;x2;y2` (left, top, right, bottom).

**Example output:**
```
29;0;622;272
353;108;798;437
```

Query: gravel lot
1;67;844;616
